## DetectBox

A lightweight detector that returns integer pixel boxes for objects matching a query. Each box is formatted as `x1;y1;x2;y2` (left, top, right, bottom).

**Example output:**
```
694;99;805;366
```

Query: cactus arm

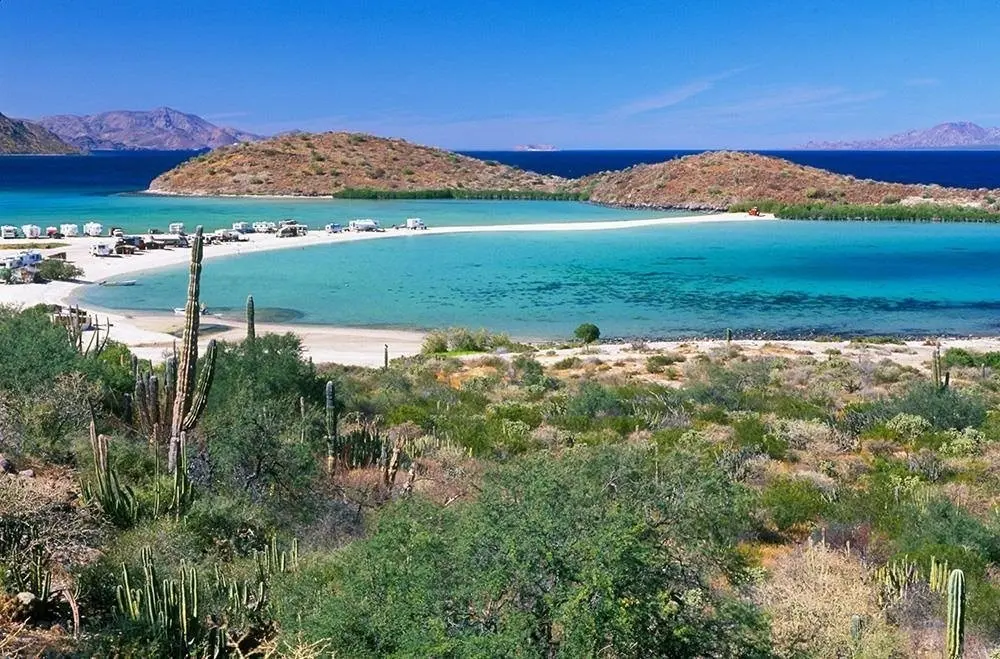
181;339;217;431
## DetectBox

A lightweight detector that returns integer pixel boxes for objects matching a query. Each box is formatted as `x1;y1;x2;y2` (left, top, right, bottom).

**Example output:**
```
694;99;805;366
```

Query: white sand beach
4;210;1000;368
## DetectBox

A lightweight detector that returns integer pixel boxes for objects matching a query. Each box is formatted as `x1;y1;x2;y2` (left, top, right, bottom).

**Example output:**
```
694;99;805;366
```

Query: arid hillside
577;151;1000;210
149;132;568;196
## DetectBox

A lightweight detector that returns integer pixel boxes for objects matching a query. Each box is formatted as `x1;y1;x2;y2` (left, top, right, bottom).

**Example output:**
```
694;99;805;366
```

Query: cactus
325;381;338;473
726;328;733;344
85;411;141;528
929;555;950;593
254;535;299;581
932;347;950;391
246;294;255;342
946;569;965;659
116;548;207;655
384;343;389;369
850;614;863;643
167;226;215;473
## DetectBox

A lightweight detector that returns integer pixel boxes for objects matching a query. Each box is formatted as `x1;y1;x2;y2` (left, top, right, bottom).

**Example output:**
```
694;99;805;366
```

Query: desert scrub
756;540;901;658
645;352;686;373
761;475;831;531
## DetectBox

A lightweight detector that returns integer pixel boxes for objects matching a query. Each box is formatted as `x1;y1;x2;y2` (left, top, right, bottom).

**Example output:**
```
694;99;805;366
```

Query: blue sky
2;0;999;148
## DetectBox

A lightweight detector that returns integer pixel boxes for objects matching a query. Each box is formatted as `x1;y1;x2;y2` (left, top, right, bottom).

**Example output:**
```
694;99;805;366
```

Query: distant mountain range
0;112;79;154
36;107;262;151
805;122;1000;150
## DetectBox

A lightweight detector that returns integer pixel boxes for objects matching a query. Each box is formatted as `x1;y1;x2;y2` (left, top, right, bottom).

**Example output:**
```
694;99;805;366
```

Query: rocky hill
149;132;567;196
804;122;1000;150
38;107;261;151
0;112;79;154
576;151;998;210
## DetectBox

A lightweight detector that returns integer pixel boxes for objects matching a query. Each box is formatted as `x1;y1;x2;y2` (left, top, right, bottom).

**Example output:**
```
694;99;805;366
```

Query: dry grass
755;539;902;658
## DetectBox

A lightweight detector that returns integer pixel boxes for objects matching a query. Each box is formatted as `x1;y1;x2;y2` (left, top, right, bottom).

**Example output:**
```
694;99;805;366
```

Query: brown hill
149;132;566;196
577;151;998;210
0;112;79;155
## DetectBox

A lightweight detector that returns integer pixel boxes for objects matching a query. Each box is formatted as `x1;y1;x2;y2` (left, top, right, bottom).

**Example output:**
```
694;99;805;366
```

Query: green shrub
762;476;830;531
646;353;685;373
35;259;83;282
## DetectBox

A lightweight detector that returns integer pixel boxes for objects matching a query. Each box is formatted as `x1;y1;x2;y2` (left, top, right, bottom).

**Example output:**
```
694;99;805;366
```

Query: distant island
514;144;558;152
149;132;1000;220
0;112;79;154
804;121;1000;150
37;107;261;151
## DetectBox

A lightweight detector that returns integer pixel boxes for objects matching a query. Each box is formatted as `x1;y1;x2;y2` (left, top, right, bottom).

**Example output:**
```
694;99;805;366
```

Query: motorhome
83;222;104;237
252;221;277;234
21;225;41;239
232;221;253;233
90;243;114;257
1;226;18;240
60;223;80;237
168;222;185;235
349;219;380;232
19;250;42;267
404;217;427;230
324;223;343;233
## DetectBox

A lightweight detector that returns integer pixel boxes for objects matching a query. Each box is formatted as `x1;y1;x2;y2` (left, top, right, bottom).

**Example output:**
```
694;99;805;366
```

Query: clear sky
2;0;999;149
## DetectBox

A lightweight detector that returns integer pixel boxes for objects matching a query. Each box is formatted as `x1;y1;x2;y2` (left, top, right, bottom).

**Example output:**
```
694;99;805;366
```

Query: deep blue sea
5;149;1000;339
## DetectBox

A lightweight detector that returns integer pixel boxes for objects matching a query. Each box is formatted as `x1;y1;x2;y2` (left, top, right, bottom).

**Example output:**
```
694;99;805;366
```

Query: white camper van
348;219;380;232
83;222;104;237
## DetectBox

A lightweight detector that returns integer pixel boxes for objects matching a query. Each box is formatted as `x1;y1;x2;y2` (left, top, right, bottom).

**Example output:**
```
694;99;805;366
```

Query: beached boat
99;280;137;287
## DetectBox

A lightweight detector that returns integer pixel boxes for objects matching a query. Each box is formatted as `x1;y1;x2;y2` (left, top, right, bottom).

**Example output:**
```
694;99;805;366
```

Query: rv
252;221;277;234
110;227;125;238
168;222;185;235
349;219;380;232
324;223;343;234
404;217;427;230
19;251;42;266
232;221;253;233
21;225;41;239
90;243;114;257
1;226;17;240
83;222;104;237
60;223;80;237
0;255;22;269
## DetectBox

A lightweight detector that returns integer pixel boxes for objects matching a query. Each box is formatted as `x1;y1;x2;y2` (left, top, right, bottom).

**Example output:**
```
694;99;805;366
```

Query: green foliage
420;327;524;354
0;305;80;393
273;445;771;657
333;187;587;201
761;476;830;531
34;258;83;281
729;200;1000;222
573;322;600;344
941;347;1000;370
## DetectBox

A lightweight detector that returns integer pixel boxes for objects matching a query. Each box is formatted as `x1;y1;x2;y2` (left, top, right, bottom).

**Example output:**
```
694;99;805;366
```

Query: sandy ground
4;211;999;368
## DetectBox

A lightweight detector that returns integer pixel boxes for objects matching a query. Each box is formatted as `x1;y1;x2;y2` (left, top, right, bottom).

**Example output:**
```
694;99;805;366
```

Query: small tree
35;259;83;282
574;323;600;346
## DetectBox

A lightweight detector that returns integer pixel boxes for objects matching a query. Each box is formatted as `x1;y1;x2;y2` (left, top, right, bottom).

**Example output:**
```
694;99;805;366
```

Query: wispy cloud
702;86;885;119
904;78;940;87
611;68;747;117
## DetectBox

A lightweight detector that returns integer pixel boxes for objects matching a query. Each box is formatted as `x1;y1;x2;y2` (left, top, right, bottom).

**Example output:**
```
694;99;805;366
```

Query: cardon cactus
325;380;338;473
246;294;255;342
164;226;216;472
946;569;965;659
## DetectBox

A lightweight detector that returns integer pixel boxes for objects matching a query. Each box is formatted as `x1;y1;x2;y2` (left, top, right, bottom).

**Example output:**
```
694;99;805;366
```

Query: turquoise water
2;191;670;235
83;220;1000;339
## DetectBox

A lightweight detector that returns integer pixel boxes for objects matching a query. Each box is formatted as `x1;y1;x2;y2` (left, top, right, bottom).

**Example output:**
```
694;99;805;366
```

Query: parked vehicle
349;219;380;232
325;223;343;233
252;221;277;233
83;222;104;237
110;227;125;238
90;243;114;257
21;225;42;239
232;221;254;233
168;222;185;235
60;223;80;237
405;217;427;230
1;226;17;239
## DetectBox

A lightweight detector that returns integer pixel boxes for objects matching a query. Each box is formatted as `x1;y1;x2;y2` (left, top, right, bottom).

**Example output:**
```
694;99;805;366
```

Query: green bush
573;322;600;345
761;476;830;531
35;259;83;282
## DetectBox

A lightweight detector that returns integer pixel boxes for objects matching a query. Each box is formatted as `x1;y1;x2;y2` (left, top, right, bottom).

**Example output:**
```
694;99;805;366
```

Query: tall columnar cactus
325;381;338;473
167;226;217;472
246;294;255;342
384;343;389;369
726;328;733;344
932;347;950;391
946;569;965;659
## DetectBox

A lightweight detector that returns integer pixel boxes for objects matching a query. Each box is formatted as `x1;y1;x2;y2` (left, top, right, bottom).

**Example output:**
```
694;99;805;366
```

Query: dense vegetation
730;200;1000;222
3;297;1000;656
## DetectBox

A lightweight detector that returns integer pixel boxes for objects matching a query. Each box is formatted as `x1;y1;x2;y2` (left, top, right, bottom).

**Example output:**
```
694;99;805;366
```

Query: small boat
99;280;137;287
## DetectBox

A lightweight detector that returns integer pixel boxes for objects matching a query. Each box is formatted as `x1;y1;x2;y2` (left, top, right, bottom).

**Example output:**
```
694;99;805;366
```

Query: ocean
5;149;1000;339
